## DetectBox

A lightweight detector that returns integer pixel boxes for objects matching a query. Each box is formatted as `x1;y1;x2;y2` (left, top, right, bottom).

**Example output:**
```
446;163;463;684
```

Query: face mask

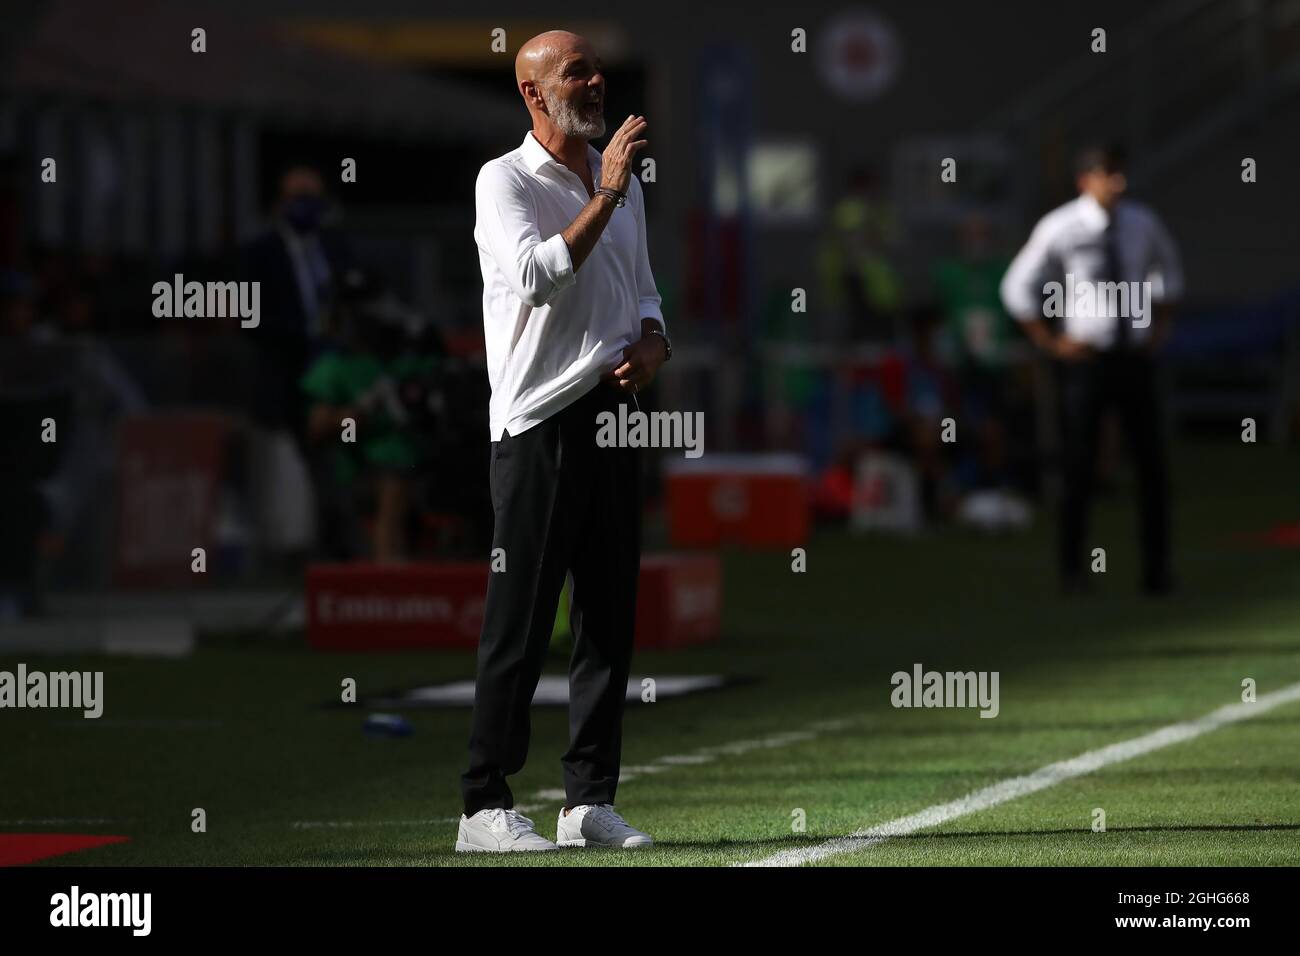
284;196;326;232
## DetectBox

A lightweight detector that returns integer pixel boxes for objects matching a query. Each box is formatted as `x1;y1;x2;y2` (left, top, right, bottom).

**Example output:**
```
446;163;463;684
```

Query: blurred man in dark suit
244;165;354;436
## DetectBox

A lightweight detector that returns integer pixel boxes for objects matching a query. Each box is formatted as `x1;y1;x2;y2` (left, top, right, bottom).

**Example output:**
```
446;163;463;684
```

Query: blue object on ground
362;713;413;738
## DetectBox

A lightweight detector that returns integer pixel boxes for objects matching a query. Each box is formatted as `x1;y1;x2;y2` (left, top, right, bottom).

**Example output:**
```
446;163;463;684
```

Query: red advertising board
306;554;721;651
113;413;232;588
307;561;487;651
634;553;722;648
665;454;809;548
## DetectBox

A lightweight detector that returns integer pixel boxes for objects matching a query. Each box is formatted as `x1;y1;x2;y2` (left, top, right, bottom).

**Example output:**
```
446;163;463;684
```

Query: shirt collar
520;131;603;177
1078;192;1114;228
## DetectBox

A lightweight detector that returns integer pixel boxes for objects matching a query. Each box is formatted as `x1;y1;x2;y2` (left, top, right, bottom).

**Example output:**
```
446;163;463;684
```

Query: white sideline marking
54;718;224;728
0;817;132;825
742;682;1300;867
292;819;448;829
291;718;856;830
506;721;853;815
294;803;551;828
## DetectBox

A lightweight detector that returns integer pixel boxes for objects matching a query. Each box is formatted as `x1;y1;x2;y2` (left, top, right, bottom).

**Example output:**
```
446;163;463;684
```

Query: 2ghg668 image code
1118;892;1250;906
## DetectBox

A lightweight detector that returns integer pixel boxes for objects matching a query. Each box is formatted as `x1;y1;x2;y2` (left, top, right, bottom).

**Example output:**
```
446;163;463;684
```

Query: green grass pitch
6;441;1299;866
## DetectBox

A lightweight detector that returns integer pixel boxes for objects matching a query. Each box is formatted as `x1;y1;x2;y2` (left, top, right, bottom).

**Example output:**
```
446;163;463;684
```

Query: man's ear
521;80;544;111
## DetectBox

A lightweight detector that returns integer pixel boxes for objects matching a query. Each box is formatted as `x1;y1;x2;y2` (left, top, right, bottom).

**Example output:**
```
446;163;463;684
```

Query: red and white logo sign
819;10;902;101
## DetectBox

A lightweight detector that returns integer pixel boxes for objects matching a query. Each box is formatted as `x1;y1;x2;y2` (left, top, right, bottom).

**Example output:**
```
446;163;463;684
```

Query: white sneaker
455;808;559;853
556;804;654;849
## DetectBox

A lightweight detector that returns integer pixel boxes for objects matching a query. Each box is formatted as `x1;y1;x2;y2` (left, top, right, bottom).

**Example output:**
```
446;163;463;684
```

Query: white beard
542;85;605;139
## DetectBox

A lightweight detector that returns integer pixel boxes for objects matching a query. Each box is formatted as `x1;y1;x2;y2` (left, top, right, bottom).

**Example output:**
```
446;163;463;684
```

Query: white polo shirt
999;194;1183;348
474;131;663;440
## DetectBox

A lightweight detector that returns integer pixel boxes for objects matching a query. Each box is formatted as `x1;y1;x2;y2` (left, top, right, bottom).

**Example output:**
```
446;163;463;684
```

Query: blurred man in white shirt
1001;145;1183;595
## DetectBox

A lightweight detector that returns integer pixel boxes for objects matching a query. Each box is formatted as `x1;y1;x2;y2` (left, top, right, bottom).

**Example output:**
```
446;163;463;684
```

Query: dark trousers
461;382;642;816
1057;350;1171;589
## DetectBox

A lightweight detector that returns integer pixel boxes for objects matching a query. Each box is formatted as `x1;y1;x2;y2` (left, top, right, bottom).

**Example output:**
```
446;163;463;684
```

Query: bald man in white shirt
1001;145;1183;596
456;30;670;853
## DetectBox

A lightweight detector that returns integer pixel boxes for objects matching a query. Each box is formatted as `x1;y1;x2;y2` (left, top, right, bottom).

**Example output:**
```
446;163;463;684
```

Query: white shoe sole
557;837;653;849
455;839;558;853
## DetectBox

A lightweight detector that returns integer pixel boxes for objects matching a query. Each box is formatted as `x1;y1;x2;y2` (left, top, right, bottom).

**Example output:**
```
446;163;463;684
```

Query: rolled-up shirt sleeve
1000;218;1057;322
630;178;664;329
475;162;575;308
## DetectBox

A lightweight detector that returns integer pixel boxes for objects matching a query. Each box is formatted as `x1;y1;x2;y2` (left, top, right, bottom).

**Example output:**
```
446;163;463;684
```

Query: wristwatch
645;326;672;362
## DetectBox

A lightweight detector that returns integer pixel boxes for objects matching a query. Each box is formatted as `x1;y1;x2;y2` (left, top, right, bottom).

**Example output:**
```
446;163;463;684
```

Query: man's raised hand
600;115;648;194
